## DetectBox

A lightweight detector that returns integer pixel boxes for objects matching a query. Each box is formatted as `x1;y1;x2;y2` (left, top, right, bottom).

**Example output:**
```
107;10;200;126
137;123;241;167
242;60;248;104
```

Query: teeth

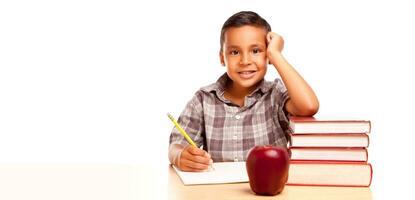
240;71;254;74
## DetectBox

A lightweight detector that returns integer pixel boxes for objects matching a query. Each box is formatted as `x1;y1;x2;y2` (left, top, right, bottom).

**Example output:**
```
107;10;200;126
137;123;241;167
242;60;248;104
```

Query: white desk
0;164;372;200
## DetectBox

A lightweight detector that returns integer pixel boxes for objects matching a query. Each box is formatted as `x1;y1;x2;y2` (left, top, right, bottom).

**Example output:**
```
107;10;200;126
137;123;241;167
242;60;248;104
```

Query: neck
225;81;257;99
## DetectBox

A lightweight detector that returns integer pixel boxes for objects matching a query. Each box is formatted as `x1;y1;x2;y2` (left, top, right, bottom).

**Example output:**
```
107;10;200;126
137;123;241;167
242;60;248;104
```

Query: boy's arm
168;92;212;171
267;32;319;116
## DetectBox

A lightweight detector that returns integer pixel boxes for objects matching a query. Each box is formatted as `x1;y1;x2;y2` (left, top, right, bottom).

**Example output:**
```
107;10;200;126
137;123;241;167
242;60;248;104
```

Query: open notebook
172;162;249;185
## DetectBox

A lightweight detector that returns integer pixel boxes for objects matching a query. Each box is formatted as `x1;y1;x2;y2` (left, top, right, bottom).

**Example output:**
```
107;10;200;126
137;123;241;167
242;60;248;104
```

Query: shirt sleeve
273;78;292;143
169;91;205;148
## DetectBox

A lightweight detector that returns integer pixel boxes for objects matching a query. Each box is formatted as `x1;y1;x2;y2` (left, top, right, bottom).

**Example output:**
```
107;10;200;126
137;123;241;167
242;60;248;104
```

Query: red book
290;133;369;147
289;117;371;134
289;147;368;162
287;161;373;187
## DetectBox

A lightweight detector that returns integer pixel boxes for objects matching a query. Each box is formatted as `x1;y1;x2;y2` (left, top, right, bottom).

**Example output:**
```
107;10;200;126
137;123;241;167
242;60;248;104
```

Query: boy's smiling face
220;25;268;94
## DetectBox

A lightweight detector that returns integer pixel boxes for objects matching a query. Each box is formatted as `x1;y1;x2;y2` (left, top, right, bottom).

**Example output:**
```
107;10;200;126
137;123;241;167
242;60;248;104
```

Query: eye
230;50;239;55
252;48;260;54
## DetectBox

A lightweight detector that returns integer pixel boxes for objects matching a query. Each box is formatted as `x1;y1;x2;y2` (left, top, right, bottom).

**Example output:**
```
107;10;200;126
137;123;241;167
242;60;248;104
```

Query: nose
240;53;252;65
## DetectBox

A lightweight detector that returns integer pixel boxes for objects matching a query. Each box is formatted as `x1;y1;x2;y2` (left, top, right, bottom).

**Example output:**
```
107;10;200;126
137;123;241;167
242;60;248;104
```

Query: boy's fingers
181;159;209;171
267;32;275;43
187;154;211;165
181;147;213;166
179;158;201;172
187;146;208;156
181;147;204;159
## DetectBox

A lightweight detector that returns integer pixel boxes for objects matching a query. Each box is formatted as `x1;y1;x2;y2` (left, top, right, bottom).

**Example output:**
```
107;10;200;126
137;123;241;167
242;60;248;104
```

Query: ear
219;51;225;66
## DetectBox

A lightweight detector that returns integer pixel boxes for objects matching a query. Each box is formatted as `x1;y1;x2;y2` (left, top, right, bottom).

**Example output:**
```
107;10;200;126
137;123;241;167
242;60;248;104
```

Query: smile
238;71;257;79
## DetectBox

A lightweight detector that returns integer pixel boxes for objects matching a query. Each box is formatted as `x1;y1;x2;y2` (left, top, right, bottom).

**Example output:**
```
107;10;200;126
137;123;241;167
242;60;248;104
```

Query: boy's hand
266;32;284;64
179;146;213;172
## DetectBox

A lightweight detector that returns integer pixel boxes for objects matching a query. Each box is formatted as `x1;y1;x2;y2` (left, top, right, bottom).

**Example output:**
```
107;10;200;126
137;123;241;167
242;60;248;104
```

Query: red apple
246;145;290;196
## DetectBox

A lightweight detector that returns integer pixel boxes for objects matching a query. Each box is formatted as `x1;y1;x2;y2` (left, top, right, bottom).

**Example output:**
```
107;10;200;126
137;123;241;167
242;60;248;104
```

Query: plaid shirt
169;73;291;162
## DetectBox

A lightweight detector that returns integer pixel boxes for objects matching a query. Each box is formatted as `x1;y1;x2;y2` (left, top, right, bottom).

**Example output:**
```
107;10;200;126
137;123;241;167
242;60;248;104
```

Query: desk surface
168;166;372;200
0;164;372;200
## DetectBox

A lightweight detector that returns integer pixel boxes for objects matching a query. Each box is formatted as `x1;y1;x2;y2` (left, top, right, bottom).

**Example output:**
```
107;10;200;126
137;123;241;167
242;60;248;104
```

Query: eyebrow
225;44;265;49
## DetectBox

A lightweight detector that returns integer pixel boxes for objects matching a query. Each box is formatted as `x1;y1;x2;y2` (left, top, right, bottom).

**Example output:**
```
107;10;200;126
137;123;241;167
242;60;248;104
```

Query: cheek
224;56;238;65
254;56;268;68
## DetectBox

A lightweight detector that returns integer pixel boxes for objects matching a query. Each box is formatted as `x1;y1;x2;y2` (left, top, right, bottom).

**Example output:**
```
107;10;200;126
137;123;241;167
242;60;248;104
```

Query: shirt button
235;114;241;119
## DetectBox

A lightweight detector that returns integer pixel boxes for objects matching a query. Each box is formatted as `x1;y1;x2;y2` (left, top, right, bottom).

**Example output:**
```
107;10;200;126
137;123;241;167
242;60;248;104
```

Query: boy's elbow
296;102;319;117
306;104;319;116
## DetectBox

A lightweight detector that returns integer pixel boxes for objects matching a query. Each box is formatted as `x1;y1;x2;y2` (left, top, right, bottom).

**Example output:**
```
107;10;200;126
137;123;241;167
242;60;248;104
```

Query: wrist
268;51;283;65
169;144;185;167
175;148;184;168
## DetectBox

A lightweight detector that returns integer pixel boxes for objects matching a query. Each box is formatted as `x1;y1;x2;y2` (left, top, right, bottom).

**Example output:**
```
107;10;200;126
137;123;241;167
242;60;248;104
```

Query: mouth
238;70;257;79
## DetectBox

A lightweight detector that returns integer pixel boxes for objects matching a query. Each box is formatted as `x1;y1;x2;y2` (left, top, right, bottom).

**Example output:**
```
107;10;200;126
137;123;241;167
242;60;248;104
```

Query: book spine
289;147;368;162
287;161;373;187
289;134;370;148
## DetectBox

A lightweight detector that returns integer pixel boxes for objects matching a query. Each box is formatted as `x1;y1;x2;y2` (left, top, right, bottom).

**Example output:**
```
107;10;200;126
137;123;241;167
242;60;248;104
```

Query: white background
1;0;414;198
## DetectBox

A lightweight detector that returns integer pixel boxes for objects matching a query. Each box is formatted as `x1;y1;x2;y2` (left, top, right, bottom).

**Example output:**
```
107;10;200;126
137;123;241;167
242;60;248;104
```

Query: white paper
172;162;249;185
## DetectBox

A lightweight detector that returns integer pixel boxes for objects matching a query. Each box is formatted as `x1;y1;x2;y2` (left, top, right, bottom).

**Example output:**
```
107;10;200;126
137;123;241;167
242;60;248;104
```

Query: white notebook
172;162;249;185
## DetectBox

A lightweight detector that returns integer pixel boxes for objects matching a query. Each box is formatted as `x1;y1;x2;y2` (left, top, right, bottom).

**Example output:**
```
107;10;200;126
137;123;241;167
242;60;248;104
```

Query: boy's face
220;25;268;91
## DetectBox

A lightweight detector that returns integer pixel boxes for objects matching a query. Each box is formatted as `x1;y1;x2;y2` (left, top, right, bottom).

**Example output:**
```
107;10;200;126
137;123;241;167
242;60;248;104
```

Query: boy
169;11;319;172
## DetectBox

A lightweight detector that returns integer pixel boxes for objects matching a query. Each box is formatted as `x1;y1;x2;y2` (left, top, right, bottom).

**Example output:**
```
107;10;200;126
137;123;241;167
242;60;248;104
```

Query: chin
239;79;262;88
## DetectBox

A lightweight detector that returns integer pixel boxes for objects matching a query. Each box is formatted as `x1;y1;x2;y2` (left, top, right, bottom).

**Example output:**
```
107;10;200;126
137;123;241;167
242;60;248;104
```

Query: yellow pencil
167;113;197;147
167;113;214;170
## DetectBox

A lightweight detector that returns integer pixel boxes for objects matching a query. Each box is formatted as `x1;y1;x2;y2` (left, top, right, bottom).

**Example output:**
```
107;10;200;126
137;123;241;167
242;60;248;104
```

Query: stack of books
286;117;373;187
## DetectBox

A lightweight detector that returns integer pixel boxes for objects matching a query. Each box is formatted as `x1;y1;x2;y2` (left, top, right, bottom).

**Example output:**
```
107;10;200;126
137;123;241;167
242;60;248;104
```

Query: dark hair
220;11;271;51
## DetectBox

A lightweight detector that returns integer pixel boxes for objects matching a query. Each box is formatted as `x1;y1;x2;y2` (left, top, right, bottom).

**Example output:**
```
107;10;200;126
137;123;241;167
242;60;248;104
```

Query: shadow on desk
168;165;372;200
